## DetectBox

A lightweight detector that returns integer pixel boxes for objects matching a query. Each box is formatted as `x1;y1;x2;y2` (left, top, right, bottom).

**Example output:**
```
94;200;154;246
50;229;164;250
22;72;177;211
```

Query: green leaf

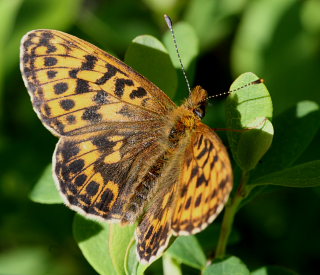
251;160;320;188
162;254;182;275
236;118;274;171
73;215;148;275
167;236;206;270
203;256;250;275
125;35;177;99
252;265;299;275
226;72;273;171
252;101;320;178
29;165;63;204
125;241;148;275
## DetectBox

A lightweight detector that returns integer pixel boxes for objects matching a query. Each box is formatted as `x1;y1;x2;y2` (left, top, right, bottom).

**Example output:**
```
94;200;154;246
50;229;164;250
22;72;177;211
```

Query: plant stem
215;170;250;258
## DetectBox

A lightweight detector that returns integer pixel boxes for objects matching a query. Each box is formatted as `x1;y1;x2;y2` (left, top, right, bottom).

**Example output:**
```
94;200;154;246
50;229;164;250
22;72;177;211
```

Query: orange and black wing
20;29;176;136
171;123;233;235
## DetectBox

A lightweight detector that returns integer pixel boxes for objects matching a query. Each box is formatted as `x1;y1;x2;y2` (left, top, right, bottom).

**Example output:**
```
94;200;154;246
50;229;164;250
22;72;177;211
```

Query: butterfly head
184;85;208;119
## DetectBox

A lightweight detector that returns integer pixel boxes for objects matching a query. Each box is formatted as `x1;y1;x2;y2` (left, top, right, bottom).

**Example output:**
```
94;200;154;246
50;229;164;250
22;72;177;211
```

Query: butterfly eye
194;106;206;119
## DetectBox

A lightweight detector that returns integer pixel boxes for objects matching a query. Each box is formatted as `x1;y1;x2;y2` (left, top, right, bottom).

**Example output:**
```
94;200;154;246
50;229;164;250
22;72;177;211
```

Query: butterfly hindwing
171;123;233;235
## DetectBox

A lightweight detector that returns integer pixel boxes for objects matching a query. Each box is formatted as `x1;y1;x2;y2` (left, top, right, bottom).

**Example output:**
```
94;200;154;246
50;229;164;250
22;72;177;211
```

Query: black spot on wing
75;174;87;186
76;79;90;93
54;82;68;95
195;194;202;207
81;55;97;70
60;99;75;111
129;87;147;99
68;159;85;174
82;106;102;123
115;78;134;98
96;63;125;85
66;115;76;124
44;57;57;66
86;181;99;196
93;90;110;104
92;136;116;151
196;174;206;187
47;70;57;79
185;197;192;210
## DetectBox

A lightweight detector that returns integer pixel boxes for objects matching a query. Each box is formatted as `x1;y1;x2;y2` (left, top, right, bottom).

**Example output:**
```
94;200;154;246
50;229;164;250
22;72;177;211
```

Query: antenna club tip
164;14;172;28
252;78;264;84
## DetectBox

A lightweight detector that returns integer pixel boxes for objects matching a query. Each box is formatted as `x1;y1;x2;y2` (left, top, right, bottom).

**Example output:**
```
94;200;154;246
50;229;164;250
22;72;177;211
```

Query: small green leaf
29;165;63;204
252;101;320;178
73;215;148;275
252;265;299;275
236;118;274;171
203;256;250;275
125;35;177;98
125;242;148;275
167;236;206;270
251;160;320;188
226;72;273;171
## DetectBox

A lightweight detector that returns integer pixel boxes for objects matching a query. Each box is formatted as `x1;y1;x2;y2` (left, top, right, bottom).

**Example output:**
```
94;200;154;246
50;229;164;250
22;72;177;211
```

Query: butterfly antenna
164;14;192;94
204;78;264;102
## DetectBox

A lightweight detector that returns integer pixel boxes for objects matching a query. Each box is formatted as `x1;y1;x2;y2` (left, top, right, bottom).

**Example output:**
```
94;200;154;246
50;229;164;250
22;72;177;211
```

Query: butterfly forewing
20;29;175;136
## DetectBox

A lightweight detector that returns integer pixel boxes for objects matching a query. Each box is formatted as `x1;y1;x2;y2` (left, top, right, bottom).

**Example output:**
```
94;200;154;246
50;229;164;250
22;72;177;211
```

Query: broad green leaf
29;164;63;204
251;160;320;188
167;236;206;270
73;215;148;275
125;35;177;99
162;254;182;275
226;72;273;171
252;265;299;275
73;215;114;275
252;101;320;178
203;256;250;275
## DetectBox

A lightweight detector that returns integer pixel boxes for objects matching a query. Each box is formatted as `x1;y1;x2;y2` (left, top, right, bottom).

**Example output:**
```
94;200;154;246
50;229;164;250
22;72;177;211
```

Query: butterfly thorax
165;86;208;148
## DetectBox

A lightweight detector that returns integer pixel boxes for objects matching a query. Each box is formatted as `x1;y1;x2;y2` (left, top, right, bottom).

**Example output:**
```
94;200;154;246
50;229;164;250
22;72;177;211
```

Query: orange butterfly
20;29;233;263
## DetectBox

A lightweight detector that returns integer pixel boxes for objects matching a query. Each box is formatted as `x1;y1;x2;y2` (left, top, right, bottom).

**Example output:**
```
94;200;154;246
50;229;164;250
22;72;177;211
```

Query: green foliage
203;256;250;275
1;0;319;274
29;164;63;204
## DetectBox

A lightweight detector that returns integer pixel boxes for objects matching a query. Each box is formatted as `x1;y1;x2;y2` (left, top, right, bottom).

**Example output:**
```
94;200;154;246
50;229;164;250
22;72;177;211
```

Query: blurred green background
0;0;319;274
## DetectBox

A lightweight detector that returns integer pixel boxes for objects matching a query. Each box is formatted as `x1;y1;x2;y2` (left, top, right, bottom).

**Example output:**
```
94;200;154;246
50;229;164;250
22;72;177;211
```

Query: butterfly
20;29;233;263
